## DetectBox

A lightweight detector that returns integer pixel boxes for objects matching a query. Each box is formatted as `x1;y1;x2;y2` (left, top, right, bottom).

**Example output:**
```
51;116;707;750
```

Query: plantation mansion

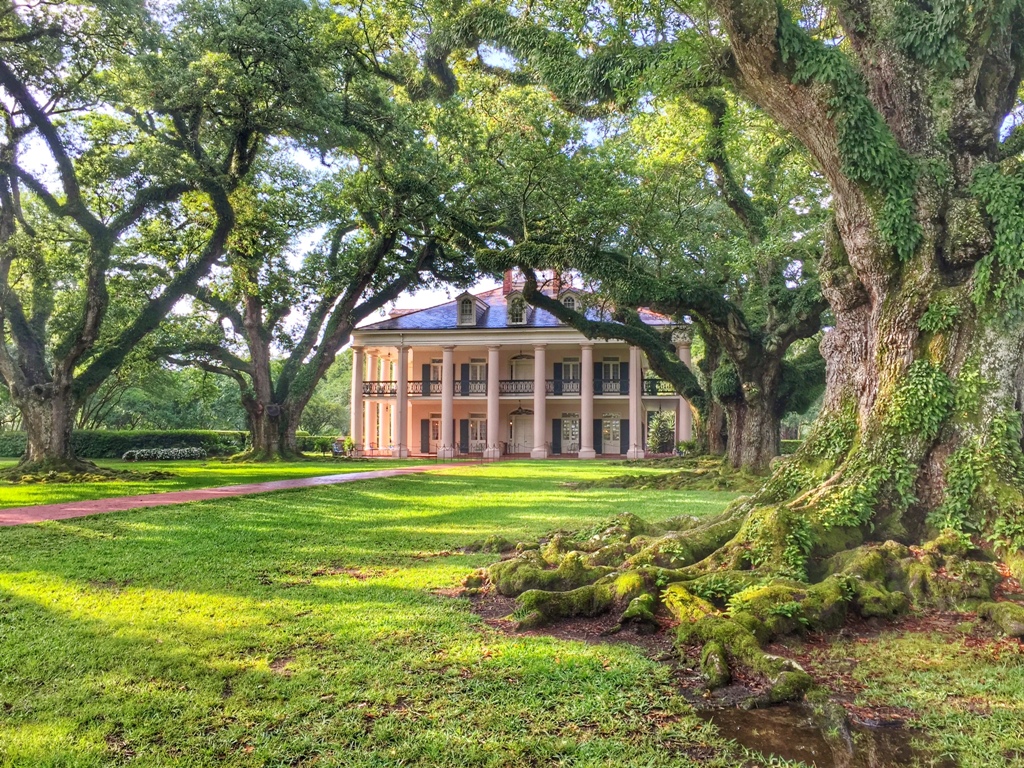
349;277;695;459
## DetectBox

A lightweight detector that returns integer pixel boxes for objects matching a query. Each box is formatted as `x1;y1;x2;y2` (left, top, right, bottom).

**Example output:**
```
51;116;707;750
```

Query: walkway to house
0;464;454;526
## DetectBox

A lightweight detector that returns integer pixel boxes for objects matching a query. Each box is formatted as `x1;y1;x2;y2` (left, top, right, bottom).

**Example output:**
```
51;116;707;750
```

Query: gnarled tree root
471;513;1022;705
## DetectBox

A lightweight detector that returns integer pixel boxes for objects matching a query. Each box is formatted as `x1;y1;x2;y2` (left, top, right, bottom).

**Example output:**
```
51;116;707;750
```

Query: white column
678;341;693;442
439;346;455;458
484;345;501;459
350;347;364;456
579;344;596;459
395;346;409;457
627;345;644;459
364;352;377;451
531;344;548;459
382;358;392;449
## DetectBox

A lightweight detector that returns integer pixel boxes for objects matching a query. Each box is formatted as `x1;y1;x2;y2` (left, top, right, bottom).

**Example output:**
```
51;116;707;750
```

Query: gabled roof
359;287;674;332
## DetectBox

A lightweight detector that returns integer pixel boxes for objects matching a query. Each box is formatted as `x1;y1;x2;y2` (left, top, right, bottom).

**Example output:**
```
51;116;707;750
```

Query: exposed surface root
469;512;1024;706
0;458;174;484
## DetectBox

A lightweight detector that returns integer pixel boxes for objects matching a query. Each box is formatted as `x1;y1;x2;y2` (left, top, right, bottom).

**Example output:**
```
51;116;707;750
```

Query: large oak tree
429;0;1024;700
0;0;340;472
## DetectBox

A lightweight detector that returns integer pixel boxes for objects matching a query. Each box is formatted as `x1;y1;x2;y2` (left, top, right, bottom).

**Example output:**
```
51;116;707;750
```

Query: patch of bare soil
269;656;295;676
310;566;397;580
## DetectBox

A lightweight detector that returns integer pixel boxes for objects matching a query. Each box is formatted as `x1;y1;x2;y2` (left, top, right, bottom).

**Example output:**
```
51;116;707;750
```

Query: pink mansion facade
349;284;694;459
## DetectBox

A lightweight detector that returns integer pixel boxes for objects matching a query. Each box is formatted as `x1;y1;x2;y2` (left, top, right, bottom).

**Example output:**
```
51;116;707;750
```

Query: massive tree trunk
244;401;303;460
462;0;1024;706
724;398;780;475
715;355;785;474
11;382;79;469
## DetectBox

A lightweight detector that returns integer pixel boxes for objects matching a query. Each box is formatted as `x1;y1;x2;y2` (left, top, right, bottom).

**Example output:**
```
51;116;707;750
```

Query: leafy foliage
776;11;921;262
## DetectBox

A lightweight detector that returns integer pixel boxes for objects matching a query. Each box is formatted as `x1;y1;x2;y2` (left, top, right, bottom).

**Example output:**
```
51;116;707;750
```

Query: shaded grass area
0;462;746;767
806;626;1024;766
0;458;422;510
572;456;765;493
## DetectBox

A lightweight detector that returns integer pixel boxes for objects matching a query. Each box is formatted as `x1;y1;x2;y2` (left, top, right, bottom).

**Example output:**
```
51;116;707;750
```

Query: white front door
511;415;533;454
429;416;442;454
562;415;580;453
469;415;487;452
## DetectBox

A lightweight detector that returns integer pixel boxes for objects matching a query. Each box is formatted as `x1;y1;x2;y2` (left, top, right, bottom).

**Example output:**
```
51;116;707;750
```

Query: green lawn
0;461;747;767
0;458;423;510
2;462;1019;767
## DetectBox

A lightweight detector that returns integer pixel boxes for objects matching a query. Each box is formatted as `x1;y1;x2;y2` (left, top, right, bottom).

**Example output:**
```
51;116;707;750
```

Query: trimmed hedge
0;430;247;459
123;447;209;461
0;430;344;459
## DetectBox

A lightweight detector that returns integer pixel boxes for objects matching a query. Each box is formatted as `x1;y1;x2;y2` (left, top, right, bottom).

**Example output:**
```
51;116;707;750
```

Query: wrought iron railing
548;379;581;395
457;379;487;396
597;378;626;395
363;381;398;396
499;379;534;395
642;378;677;396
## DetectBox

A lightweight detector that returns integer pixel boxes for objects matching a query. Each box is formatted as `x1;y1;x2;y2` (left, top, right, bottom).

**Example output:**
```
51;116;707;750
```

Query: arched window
508;297;526;325
459;297;474;325
561;295;576;312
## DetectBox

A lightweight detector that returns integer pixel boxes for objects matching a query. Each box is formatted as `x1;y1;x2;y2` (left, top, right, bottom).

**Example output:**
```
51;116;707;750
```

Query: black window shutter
553;363;563;396
420;419;430;453
421;364;431;396
594;419;603;454
552;419;562;454
620;362;630;394
594;362;603;395
460;363;470;396
620;419;630;455
459;419;470;453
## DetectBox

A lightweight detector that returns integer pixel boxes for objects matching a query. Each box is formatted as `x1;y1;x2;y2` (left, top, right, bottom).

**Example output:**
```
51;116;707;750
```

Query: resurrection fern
919;295;962;333
893;0;970;70
972;162;1024;310
884;361;954;440
776;10;921;261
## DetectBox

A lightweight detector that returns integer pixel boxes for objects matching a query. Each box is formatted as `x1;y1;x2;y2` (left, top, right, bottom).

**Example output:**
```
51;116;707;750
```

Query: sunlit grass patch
0;458;421;509
0;462;745;766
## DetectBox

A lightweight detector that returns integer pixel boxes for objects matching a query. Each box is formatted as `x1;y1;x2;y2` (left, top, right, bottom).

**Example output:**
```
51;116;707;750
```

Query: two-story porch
349;283;693;459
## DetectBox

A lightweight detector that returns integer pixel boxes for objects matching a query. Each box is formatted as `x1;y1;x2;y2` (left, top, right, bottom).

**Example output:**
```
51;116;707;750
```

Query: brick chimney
502;269;514;295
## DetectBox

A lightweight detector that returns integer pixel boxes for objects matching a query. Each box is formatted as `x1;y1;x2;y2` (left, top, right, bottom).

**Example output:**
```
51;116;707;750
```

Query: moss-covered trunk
244;402;302;461
725;397;780;475
15;382;78;468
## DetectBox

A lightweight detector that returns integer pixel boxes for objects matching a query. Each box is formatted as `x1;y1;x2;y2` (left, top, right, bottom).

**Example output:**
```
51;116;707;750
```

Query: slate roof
359;287;674;332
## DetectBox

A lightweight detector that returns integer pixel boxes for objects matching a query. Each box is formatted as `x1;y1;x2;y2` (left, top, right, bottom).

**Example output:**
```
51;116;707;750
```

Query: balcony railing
549;379;581;395
363;381;398;396
499;379;533;395
642;378;677;396
458;379;487;396
363;378;633;397
597;378;626;395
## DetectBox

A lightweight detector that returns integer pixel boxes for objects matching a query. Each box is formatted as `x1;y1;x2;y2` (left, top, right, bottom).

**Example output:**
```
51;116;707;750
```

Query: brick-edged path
0;464;453;526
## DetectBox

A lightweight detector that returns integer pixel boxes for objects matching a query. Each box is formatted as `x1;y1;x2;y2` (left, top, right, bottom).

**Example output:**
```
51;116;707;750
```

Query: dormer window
458;297;475;326
561;295;576;312
508;296;526;325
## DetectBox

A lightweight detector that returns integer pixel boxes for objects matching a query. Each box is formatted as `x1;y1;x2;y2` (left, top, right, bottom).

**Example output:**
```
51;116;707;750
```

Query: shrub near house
122;448;208;461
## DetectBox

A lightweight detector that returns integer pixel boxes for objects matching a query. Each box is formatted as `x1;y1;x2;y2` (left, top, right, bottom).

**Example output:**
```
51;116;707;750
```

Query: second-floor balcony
362;378;639;397
641;378;678;396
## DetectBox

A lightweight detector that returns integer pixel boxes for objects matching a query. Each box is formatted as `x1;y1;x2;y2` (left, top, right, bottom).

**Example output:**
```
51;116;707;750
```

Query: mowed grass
808;629;1024;765
0;461;746;767
0;459;423;510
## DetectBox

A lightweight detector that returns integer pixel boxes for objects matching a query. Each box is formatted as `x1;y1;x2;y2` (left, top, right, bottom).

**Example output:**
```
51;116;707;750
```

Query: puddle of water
701;703;956;767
